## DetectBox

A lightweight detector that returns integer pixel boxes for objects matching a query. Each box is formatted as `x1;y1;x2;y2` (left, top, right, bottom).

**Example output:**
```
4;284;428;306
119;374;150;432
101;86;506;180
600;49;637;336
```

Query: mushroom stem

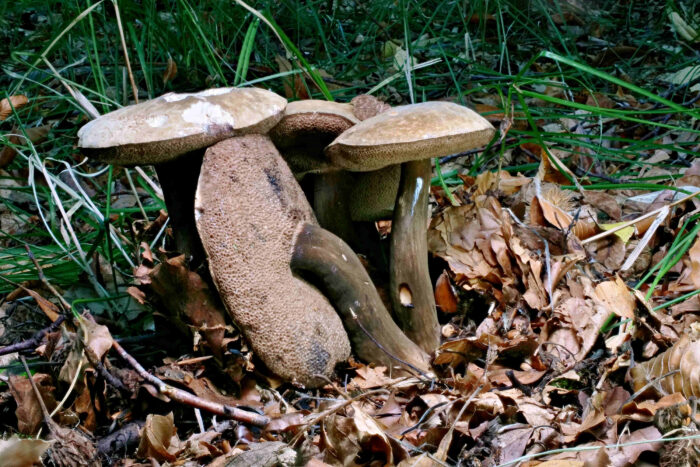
390;159;440;353
154;150;205;266
313;171;356;244
291;223;431;374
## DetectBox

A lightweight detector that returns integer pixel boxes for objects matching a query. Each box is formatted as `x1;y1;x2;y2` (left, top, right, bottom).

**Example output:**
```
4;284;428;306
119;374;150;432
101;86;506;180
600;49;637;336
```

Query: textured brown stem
390;159;440;353
291;223;431;373
154;150;205;266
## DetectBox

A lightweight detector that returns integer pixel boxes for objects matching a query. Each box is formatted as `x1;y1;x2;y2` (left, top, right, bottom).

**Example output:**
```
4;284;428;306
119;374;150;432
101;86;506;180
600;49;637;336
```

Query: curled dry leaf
434;270;458;314
149;255;228;358
8;374;58;435
0;95;29;121
593;276;635;320
630;334;700;399
162;56;178;84
136;412;180;462
80;313;114;360
0;436;52;467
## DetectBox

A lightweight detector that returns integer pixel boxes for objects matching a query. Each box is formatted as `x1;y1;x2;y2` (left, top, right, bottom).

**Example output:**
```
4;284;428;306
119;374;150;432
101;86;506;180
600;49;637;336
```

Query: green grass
1;0;698;331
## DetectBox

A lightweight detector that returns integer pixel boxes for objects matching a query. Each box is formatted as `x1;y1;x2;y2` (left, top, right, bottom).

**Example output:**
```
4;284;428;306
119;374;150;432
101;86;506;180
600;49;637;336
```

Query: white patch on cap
181;101;236;127
162;88;233;102
146;115;169;127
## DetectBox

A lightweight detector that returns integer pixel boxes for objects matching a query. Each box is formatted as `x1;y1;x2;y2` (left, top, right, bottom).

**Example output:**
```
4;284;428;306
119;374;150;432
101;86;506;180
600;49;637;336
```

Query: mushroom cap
269;99;358;150
325;101;495;172
349;165;400;221
194;135;350;386
78;88;287;165
350;94;391;121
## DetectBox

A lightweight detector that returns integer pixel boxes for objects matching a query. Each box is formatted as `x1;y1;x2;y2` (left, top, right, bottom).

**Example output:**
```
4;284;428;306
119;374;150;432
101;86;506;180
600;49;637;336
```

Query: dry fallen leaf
0;436;53;467
0;95;29;120
136;412;180;462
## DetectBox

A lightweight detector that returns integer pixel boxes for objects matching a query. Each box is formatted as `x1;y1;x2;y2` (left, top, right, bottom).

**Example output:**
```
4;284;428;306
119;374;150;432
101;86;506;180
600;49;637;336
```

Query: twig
19;355;51;419
349;309;432;380
0;315;65;357
290;388;390;445
25;245;71;311
581;190;699;245
111;340;269;427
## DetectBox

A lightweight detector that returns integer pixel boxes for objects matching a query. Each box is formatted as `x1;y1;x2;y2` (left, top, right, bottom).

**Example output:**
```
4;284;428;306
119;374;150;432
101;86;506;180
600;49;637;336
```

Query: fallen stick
111;340;269;427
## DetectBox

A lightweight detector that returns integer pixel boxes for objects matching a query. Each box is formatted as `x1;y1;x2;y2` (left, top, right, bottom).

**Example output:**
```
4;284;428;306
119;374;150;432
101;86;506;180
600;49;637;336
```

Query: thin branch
111;340;269;427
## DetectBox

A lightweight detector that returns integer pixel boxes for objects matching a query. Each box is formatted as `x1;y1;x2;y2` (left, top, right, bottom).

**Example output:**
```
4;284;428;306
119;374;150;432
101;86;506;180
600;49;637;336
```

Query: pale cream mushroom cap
325;101;495;172
78;87;287;165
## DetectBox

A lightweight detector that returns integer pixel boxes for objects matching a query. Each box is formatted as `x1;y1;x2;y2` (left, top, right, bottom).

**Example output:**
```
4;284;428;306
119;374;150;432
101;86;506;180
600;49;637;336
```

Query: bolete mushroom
194;135;430;386
270;99;359;242
269;96;392;247
77;87;287;264
325;102;496;353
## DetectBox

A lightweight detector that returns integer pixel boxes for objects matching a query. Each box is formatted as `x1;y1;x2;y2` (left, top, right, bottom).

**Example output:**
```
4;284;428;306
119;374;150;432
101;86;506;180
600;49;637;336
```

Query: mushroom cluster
78;88;495;387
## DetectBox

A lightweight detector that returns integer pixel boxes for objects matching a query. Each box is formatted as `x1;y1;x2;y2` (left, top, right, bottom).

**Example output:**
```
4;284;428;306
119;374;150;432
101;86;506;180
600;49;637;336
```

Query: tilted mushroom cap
325;101;495;172
194;135;351;386
270;99;359;150
78;87;287;165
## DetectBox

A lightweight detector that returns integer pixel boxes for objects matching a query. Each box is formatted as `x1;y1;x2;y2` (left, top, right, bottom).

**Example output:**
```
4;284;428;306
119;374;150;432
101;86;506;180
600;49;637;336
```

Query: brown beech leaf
593;276;635;320
630;334;700;399
9;374;58;435
689;235;700;288
0;95;29;120
434;270;458;314
80;314;114;360
162;56;178;84
0;437;53;467
136;412;180;462
149;255;228;358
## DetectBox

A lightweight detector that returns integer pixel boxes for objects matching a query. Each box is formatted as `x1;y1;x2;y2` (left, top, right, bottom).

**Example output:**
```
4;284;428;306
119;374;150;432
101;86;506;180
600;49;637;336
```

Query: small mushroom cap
78;87;286;165
195;135;350;386
325;101;495;171
349;165;400;221
270;99;359;150
350;94;391;121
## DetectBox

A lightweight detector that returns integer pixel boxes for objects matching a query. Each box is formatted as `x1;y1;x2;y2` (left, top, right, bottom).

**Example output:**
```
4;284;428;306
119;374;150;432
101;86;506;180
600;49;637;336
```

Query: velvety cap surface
194;135;350;386
78;88;286;165
325;101;495;171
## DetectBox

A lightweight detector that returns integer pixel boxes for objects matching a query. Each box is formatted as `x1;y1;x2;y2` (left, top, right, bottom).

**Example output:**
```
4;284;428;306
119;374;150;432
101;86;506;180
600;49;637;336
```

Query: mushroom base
292;222;431;375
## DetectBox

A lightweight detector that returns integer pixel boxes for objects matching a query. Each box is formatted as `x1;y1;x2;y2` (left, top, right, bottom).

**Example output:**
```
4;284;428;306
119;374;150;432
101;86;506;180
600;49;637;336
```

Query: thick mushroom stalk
195;135;429;384
195;135;350;387
390;158;440;351
291;223;430;373
326;102;496;354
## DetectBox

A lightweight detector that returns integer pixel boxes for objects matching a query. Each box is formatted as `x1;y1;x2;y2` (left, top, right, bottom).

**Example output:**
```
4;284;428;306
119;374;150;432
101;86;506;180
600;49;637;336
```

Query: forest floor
1;0;700;465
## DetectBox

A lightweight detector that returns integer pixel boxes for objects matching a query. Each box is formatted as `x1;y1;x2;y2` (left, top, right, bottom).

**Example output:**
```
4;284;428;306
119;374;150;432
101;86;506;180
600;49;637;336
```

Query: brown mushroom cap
350;94;391;121
270;99;359;150
194;135;350;386
78;87;286;165
325;101;495;171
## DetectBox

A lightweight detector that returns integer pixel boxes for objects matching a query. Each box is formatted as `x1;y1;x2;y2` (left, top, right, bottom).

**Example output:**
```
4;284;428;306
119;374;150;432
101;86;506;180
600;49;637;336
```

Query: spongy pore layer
194;135;351;386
